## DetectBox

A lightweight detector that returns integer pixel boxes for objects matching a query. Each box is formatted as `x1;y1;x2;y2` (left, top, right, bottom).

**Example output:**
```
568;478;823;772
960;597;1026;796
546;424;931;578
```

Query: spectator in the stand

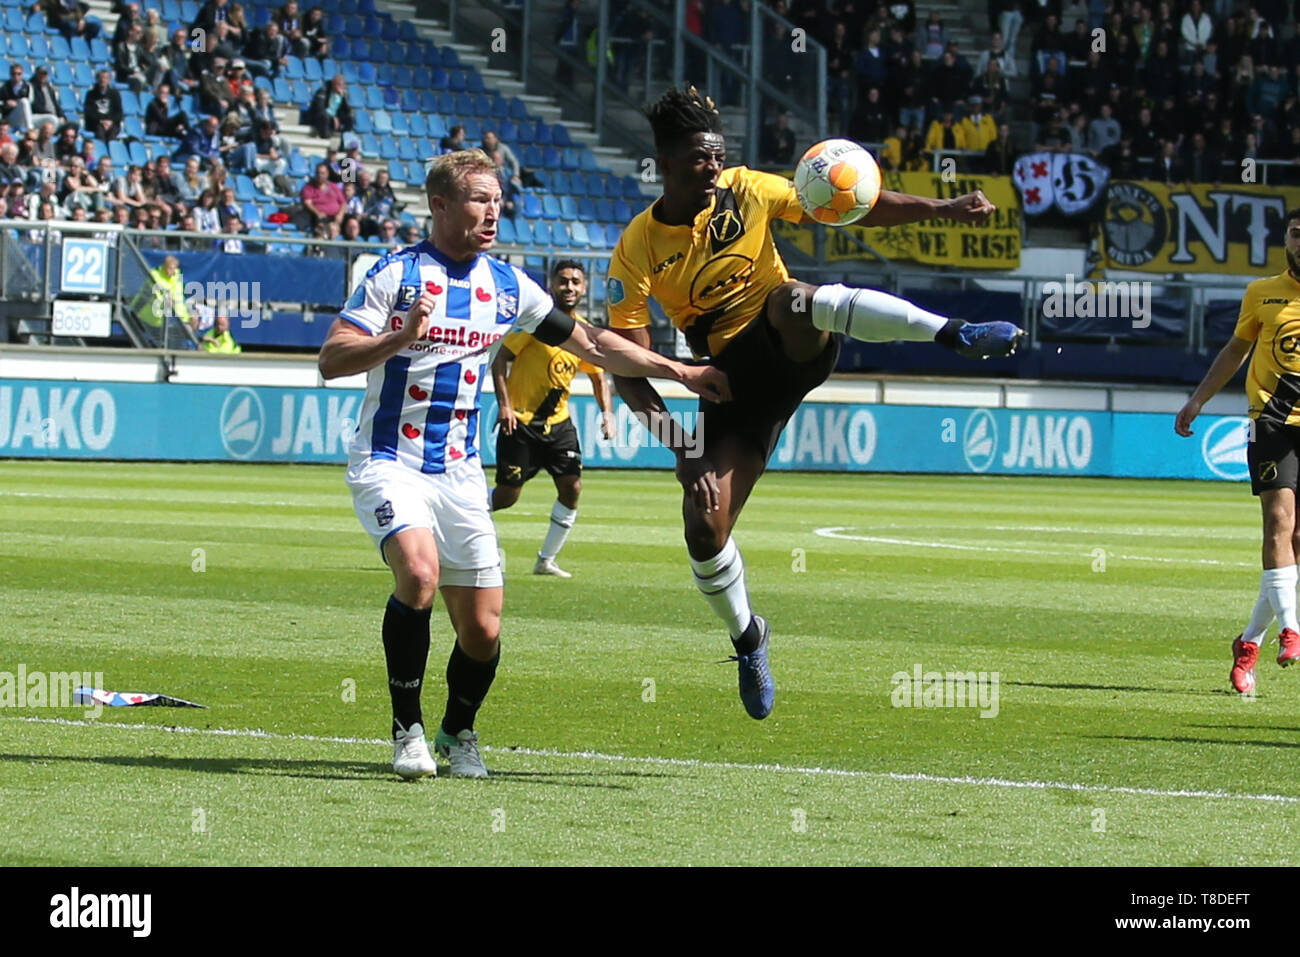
852;88;891;145
1031;13;1066;70
1153;139;1186;182
1248;64;1287;121
251;88;279;133
162;28;198;94
60;155;107;214
376;217;398;249
1251;17;1279;66
759;112;797;166
919;12;945;58
1064;18;1091;62
1153;93;1183;143
895;50;928;133
991;0;1023;58
340;212;362;243
192;0;229;33
142;6;164;45
301;160;344;228
197;55;234;116
112;0;141;48
308;74;352;141
136;254;188;334
929;50;971;119
276;0;305;54
855;28;889;90
171;154;208;203
1;65;31;131
115;23;151;93
1086;102;1122;156
244;20;291;79
976;30;1017;78
361;166;396;226
971;58;1009;117
0;143;23;185
218;212;246;253
342;179;362;217
1182;131;1222;183
202;313;242;353
440;124;466;153
146;83;189;138
301;7;330;60
43;0;101;41
177;114;222;168
984;122;1018;175
1180;0;1213;64
924;110;967;161
1106;133;1141;177
708;0;745;106
1181;58;1214;102
399;223;421;245
959;96;997;152
110;163;148;211
1032;55;1068;103
54;122;81;165
225;2;247;46
1144;39;1181;102
555;0;581;88
83;70;124;142
1130;105;1161;160
1035;108;1072;151
825;21;854;129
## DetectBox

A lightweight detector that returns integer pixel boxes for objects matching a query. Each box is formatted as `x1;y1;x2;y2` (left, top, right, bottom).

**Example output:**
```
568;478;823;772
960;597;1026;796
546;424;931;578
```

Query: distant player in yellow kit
1176;207;1300;694
491;260;615;578
608;86;1026;719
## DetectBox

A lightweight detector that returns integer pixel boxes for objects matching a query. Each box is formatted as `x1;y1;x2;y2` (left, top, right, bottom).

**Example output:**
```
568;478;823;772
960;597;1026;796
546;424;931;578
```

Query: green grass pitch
1;460;1297;866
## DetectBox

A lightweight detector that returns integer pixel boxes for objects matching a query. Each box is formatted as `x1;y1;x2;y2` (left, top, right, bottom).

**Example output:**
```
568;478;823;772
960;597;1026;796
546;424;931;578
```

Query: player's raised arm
1175;335;1254;436
830;187;997;227
318;288;435;379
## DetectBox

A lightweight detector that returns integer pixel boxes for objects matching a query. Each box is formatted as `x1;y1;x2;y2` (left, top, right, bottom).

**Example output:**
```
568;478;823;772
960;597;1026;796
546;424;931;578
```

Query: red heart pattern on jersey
401;423;420;440
449;447;464;460
426;281;443;295
455;410;466;420
464;370;477;384
408;384;429;401
475;287;491;302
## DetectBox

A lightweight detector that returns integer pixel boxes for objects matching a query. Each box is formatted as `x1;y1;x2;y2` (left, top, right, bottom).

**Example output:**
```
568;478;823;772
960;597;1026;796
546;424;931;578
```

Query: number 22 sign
60;239;111;294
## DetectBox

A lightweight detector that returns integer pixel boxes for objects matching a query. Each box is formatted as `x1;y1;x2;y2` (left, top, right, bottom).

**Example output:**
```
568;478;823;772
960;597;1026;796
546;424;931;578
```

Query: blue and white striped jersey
340;241;554;473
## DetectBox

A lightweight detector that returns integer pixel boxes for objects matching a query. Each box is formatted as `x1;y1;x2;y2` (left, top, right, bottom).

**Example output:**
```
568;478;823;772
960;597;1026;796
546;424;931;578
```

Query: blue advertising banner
0;378;1252;483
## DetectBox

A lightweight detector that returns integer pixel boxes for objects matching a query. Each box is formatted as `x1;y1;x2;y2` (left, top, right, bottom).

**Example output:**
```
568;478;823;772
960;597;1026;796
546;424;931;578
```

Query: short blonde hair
425;148;497;205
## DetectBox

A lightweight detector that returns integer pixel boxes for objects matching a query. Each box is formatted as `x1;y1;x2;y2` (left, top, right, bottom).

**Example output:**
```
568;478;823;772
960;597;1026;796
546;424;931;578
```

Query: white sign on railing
51;300;113;338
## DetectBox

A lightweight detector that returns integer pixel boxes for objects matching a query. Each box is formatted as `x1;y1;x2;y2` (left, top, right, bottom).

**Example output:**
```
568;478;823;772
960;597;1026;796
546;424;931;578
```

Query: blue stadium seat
405;95;424;120
351;38;370;60
440;46;460;67
551;124;573;148
241;201;262;226
548;170;568;194
603;224;621;246
611;199;630;221
253;75;272;92
252;6;271;28
595;198;615;221
89;37;109;60
497;217;516;244
621;176;643;199
399;21;418;43
58;87;80;114
568;222;589;248
377;134;398;158
586;226;606;251
512;218;533;245
540;194;560;220
559;195;578;221
69;35;88;59
508;96;528;120
339;60;359;82
128;140;148;165
180;1;199;23
120;91;141;115
124;116;145;140
291;79;313;104
332;35;350;58
343;14;364;37
52;61;73;86
7;34;27;56
472;94;492;117
387;159;405;183
521;192;542;219
522;145;543;169
5;8;25;31
396;138;416;161
108;140;130;166
413;66;432;88
376;63;393;85
381;18;399;42
422;44;441;68
50;34;69;58
288;150;309;177
489;95;509;118
462;117;482;140
434;90;454;114
27;33;48;59
356;60;375;83
430;67;448;90
303;58;322;83
359;132;380;157
532;122;551;146
353;111;373;133
531;221;553;247
393;66;412;88
321;58;340;77
363;86;383;109
362;15;382;38
466;72;486;94
326;12;345;34
560;148;581;171
234;175;256;201
452;92;472;116
372;110;392;134
284;56;304;79
551;222;573;247
426;115;447;140
272;77;292;101
407;160;423;183
450;70;469;93
390;111;409;135
541;146;561;169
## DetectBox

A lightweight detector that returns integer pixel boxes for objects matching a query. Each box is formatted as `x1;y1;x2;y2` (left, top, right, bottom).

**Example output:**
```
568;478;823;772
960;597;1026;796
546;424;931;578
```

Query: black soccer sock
441;641;500;735
731;615;762;655
382;595;432;738
933;318;967;349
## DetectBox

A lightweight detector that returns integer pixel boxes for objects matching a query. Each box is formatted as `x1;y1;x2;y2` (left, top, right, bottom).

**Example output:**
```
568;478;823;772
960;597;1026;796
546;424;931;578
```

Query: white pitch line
814;527;1256;568
5;715;1297;805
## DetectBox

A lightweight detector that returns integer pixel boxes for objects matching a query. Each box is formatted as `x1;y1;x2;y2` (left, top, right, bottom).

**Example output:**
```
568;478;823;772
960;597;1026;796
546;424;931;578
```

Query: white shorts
347;457;502;589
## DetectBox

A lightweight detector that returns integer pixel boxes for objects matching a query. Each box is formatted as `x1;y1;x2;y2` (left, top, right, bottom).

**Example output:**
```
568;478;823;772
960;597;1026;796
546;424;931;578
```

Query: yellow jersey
501;311;599;428
606;165;806;358
1233;270;1300;425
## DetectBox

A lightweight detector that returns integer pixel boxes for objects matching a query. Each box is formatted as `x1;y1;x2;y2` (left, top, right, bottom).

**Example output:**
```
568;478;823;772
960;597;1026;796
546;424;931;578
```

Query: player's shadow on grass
1004;680;1235;697
1089;733;1300;751
0;752;673;787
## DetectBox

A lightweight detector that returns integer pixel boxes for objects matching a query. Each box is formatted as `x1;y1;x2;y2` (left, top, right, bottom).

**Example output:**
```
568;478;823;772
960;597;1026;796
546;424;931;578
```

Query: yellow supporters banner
771;171;1022;269
1099;180;1300;273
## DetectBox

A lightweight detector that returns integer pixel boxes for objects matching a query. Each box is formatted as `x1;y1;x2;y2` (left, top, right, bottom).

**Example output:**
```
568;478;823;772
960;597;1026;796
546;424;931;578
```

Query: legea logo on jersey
1201;416;1251;480
220;387;265;459
963;409;998;472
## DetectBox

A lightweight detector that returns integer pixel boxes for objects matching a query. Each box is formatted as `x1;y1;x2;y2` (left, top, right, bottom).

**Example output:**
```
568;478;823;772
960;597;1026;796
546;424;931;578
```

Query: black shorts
698;311;840;463
494;417;582;486
1248;417;1300;495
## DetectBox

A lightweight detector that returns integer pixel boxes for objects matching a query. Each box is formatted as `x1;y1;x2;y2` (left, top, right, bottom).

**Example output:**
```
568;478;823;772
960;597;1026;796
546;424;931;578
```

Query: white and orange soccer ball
793;139;882;226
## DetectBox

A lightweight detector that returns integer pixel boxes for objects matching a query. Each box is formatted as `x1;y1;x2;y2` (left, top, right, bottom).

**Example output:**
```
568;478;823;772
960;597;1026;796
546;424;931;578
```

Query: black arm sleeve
531;307;576;346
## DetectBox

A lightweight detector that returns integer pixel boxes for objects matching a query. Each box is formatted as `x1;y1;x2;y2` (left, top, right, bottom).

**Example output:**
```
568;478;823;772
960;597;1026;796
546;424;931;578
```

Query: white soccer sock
1261;565;1300;634
538;500;576;560
810;283;949;342
689;537;753;640
1242;591;1275;645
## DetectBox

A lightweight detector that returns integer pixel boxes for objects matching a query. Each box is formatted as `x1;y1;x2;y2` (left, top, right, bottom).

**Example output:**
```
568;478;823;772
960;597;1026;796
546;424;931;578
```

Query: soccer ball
793;139;882;226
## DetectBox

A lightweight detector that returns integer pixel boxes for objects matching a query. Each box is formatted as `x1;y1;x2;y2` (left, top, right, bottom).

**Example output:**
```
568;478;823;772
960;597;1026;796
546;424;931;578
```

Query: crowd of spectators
752;0;1300;186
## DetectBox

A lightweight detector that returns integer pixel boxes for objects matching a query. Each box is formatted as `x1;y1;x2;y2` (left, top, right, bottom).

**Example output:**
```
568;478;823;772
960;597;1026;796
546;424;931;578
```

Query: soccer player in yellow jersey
608;87;1027;719
491;260;615;578
1177;207;1300;694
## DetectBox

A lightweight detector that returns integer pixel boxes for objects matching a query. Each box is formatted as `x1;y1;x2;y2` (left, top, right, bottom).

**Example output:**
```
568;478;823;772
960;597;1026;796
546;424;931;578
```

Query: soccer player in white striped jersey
318;150;730;779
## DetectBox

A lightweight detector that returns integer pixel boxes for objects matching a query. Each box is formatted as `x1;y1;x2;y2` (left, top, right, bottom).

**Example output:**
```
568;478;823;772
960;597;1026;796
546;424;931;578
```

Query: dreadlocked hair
645;85;723;153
